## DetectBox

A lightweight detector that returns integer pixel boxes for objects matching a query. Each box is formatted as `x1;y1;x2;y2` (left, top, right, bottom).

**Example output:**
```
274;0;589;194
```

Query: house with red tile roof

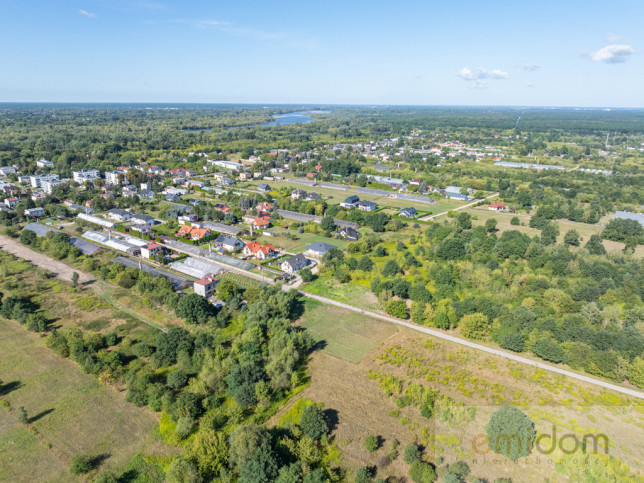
252;216;272;229
489;201;507;212
176;225;212;240
243;242;277;260
194;276;219;297
213;203;231;212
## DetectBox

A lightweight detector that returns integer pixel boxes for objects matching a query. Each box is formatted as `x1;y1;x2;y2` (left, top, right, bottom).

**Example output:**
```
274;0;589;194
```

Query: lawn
0;320;171;481
302;275;378;311
297;298;399;364
254;228;348;254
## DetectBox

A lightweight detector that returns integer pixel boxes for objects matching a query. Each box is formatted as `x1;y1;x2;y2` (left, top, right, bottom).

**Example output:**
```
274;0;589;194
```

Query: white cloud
589;44;634;64
456;67;509;82
78;9;97;18
522;63;541;71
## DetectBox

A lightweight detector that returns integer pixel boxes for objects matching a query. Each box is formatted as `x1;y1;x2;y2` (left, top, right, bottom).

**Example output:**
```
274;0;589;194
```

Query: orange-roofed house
176;225;212;240
305;172;315;179
243;242;277;260
256;201;273;212
252;216;272;229
315;164;322;171
489;201;507;212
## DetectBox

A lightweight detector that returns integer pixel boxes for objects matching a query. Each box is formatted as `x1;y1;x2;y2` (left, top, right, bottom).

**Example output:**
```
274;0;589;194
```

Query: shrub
459;313;490;340
408;460;436;482
300;268;315;282
533;338;566;363
485;406;535;461
300;404;328;440
69;455;94;475
364;435;380;452
500;333;525;352
167;370;188;389
403;444;421;463
385;299;409;319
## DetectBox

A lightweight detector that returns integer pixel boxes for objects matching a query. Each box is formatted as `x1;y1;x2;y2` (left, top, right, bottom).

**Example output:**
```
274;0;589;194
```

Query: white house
73;169;101;184
105;171;123;185
140;242;164;259
107;208;131;221
37;159;54;168
194;276;219;297
24;207;45;217
281;253;309;273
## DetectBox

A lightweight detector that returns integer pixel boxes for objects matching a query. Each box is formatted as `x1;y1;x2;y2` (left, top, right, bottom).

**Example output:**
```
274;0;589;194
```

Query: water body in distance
182;110;331;132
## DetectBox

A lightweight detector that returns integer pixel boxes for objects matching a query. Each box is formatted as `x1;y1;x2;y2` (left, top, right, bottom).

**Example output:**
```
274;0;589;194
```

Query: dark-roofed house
214;234;245;252
339;226;360;241
281;253;309;273
399;207;418;218
257;183;271;193
130;213;156;225
341;195;360;208
306;242;338;258
108;208;130;221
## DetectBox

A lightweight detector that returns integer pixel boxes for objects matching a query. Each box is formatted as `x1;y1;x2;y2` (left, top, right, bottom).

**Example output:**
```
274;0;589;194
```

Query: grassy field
242;179;468;212
279;325;644;482
297;298;399;364
254;226;349;254
302;276;378;311
0;320;170;481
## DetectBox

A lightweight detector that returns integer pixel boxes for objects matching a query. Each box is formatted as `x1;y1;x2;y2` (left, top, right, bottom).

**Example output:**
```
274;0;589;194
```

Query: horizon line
0;101;643;110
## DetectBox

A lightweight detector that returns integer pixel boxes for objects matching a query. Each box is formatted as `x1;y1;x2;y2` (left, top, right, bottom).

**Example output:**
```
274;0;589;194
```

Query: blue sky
0;0;642;106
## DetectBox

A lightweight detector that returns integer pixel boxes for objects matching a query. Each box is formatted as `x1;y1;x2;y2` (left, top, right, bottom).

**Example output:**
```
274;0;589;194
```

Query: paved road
419;192;499;221
0;234;94;284
300;291;644;401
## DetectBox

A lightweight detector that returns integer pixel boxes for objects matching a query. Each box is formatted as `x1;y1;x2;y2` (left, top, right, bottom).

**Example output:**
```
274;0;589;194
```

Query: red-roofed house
256;201;273;212
252;216;272;229
305;172;315;179
141;242;164;259
489;201;507;212
213;203;231;212
315;164;322;171
243;242;276;260
194;276;219;298
176;225;212;240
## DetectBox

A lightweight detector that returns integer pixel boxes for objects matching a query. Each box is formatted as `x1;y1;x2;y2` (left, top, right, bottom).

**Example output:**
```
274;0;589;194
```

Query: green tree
456;212;472;230
385;299;409;319
165;457;202;483
485;218;498;233
382;259;401;277
175;293;216;324
510;216;520;226
321;216;336;232
459;313;490;340
216;279;238;301
300;268;314;282
364;434;379;452
300;404;328;441
167;370;188;389
69;455;94;475
71;272;79;286
357;255;373;272
436;238;466;260
533;338;566;363
485;406;535;461
17;406;28;424
354;466;371;483
19;229;38;246
563;229;580;246
585;234;606;255
540;221;560;246
403;443;421;463
189;430;228;479
408;461;436;483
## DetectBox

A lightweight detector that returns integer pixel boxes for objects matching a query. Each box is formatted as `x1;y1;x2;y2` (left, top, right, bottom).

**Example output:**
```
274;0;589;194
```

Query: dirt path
418;192;499;221
0;234;94;284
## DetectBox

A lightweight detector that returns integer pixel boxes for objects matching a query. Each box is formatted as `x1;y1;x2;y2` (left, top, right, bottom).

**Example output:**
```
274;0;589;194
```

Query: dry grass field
0;320;171;481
